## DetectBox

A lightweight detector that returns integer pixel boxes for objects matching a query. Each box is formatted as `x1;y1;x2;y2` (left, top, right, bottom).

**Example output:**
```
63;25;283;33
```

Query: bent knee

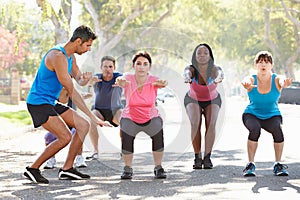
56;132;72;147
273;133;284;143
75;119;91;135
248;131;261;142
151;129;164;151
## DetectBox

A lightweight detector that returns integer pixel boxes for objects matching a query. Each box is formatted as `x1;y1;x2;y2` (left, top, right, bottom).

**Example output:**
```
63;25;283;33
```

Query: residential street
0;96;300;200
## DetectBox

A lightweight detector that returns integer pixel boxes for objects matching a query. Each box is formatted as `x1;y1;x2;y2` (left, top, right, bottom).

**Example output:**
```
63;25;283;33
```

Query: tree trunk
36;0;72;44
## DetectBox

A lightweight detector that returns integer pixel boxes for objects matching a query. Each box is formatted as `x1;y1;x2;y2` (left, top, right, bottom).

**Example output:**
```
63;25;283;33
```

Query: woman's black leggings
242;113;284;143
120;117;164;154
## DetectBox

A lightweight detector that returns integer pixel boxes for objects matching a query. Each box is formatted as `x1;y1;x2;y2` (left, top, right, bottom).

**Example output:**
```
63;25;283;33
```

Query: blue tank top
27;44;73;106
93;72;123;110
244;74;281;119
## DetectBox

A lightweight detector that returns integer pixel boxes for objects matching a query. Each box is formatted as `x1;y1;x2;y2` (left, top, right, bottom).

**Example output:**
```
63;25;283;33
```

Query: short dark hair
132;51;152;65
101;56;116;66
254;51;273;64
70;25;97;43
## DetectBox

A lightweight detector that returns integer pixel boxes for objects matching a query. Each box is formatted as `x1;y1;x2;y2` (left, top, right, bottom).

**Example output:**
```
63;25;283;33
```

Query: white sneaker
86;153;98;160
44;157;56;169
74;155;87;168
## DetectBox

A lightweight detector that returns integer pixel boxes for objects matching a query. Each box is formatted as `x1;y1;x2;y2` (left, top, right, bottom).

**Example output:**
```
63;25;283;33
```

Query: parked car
156;88;175;105
279;81;300;105
121;88;175;107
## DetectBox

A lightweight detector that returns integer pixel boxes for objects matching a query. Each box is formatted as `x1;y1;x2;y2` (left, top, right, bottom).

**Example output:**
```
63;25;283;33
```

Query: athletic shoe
243;162;256;177
86;153;98;160
193;157;203;169
121;166;133;179
58;167;90;180
74;155;87;168
203;155;213;169
44;157;56;169
24;166;49;184
273;163;289;176
154;165;167;179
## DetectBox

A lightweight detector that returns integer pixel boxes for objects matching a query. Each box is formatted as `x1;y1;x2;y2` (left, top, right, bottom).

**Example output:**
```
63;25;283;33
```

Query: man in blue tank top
24;25;112;184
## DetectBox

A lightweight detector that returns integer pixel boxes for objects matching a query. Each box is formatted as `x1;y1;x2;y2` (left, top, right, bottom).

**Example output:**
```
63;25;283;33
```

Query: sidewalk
0;97;300;200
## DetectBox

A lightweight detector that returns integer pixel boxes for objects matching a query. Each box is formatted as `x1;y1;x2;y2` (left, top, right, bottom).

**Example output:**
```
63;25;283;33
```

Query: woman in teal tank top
241;51;292;177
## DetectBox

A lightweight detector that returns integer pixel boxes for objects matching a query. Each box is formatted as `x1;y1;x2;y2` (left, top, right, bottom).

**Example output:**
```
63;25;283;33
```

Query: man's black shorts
27;103;69;128
94;108;119;127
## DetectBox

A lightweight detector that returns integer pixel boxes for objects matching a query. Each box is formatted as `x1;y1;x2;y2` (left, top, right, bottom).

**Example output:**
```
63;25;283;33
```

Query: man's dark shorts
93;107;120;127
27;103;69;128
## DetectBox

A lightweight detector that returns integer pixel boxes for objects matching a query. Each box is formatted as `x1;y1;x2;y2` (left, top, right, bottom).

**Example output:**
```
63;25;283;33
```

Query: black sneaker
203;156;213;169
154;165;167;179
24;166;49;184
193;157;203;169
58;167;90;180
273;163;289;176
121;166;133;179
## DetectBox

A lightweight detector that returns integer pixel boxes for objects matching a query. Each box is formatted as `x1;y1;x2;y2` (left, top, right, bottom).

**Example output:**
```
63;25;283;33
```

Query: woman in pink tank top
115;51;168;179
183;43;224;170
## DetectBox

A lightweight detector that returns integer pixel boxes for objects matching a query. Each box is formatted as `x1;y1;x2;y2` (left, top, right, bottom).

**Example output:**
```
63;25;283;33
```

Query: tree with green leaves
218;0;299;79
36;0;72;43
76;0;174;70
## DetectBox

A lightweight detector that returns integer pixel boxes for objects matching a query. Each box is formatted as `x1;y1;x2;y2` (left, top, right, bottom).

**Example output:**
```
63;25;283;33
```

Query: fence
0;76;20;105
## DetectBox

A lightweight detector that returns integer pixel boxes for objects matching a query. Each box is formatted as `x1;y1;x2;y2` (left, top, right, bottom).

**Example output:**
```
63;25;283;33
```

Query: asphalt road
0;96;300;200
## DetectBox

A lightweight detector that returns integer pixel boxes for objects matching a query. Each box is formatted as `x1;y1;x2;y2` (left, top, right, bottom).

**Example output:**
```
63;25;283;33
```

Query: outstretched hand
183;68;192;83
214;70;224;84
79;72;101;86
153;79;168;88
241;81;256;90
115;77;130;88
89;76;102;85
80;72;93;82
280;78;293;88
91;116;113;128
100;120;113;127
82;92;93;99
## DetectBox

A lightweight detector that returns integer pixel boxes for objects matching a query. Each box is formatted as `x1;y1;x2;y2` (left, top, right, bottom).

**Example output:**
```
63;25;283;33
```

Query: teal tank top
27;44;73;106
243;74;281;120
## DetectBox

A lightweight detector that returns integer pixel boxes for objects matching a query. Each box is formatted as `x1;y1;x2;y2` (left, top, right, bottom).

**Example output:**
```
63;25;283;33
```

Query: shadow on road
0;149;298;199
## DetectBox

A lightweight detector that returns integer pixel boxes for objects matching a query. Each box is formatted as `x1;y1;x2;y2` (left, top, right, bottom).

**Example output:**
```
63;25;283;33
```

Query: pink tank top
121;74;160;123
189;81;218;101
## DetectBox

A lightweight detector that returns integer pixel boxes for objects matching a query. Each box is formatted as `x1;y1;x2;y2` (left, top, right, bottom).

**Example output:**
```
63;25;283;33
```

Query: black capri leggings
120;117;164;154
242;113;284;143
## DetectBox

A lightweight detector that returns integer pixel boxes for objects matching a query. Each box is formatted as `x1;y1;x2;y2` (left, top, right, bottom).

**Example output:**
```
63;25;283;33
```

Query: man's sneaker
24;166;49;184
74;155;87;168
243;162;256;177
193;157;203;169
154;165;167;179
121;166;133;179
273;163;289;176
44;157;56;169
58;167;90;180
86;153;98;160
